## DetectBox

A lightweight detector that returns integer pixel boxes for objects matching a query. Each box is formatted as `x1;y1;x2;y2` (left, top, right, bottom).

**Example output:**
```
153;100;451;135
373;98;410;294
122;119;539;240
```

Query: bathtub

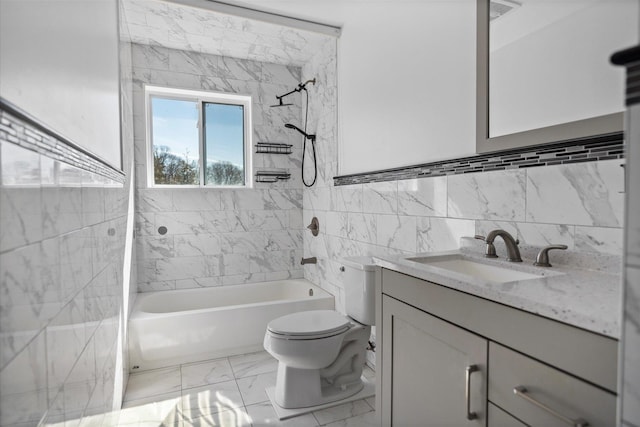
128;279;334;371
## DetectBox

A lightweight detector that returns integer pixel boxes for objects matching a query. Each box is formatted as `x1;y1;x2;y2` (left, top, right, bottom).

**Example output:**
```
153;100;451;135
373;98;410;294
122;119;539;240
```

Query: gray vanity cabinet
381;295;487;426
377;268;618;427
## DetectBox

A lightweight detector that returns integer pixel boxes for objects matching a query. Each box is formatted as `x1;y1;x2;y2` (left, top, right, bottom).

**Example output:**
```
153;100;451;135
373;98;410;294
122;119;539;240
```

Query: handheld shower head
285;123;316;142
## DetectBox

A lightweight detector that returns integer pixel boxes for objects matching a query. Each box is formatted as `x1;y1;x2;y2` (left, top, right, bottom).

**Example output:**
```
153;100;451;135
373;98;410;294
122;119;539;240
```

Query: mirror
477;0;638;153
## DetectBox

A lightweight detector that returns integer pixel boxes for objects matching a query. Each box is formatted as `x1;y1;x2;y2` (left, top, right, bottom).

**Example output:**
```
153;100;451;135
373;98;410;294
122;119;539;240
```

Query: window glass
203;102;245;186
150;97;200;185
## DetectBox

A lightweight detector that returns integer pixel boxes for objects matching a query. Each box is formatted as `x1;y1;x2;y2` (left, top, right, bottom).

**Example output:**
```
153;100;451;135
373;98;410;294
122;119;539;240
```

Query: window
146;86;252;187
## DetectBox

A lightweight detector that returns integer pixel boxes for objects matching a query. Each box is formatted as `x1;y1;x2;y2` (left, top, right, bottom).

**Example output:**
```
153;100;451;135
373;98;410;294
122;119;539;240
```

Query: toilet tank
341;256;378;326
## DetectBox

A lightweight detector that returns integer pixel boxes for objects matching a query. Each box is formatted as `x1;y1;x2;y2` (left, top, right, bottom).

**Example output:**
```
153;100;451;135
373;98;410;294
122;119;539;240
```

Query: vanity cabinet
377;269;618;426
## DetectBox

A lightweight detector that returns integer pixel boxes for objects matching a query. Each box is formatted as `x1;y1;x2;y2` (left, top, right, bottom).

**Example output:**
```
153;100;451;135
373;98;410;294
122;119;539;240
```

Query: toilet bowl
263;257;377;409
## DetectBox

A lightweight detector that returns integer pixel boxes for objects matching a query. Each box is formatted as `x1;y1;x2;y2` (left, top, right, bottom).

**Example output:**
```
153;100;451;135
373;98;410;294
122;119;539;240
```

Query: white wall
0;0;122;169
239;0;478;175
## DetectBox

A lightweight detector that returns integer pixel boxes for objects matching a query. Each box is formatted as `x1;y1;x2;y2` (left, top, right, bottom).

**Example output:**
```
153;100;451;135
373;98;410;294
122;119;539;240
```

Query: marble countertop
374;244;622;339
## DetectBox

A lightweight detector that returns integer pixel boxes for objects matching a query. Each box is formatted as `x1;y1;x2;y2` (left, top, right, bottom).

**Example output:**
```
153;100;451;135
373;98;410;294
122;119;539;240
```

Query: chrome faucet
476;230;522;262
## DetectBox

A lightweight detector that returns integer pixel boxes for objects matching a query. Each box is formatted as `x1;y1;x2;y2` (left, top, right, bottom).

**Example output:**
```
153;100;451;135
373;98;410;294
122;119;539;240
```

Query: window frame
145;85;253;189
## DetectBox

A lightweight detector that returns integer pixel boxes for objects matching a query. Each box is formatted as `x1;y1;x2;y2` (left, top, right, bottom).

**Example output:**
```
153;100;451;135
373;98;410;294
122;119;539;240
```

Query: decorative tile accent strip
0;98;125;183
334;133;625;186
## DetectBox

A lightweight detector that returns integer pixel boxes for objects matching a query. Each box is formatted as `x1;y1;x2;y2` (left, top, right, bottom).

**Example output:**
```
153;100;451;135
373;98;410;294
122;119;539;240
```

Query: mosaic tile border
0;98;126;183
334;132;625;186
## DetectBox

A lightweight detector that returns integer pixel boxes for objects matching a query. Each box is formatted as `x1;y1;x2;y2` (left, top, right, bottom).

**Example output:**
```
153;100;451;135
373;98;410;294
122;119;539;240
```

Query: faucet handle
534;245;568;267
474;235;486;241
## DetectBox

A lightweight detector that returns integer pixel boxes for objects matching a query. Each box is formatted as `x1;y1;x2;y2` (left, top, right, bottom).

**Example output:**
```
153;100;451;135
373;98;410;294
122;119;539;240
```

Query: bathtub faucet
301;257;317;265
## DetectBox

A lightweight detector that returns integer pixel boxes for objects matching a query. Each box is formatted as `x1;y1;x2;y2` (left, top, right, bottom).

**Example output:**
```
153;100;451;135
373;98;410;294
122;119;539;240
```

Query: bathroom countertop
374;247;622;339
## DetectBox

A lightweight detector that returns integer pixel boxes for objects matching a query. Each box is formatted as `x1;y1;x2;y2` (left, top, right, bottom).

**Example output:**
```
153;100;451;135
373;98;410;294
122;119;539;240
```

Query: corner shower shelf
255;142;293;155
255;169;291;183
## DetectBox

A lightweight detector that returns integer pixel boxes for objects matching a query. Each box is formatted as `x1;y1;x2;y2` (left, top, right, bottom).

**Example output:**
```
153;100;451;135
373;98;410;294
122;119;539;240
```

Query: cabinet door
382;295;487;426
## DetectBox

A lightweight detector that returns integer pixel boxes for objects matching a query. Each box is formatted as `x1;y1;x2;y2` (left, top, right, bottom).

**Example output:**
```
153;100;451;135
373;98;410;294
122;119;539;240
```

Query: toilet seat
267;310;351;340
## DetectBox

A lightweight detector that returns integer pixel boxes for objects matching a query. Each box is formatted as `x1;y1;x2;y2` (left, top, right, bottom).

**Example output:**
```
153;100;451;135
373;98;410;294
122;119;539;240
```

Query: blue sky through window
151;97;199;163
204;103;244;168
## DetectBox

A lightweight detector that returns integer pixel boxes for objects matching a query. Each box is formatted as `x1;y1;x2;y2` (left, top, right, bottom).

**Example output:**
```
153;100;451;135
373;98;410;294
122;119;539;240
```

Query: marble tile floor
117;350;377;427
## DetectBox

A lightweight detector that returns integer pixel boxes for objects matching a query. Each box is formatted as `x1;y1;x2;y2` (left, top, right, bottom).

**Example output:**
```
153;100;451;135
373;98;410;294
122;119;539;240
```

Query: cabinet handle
465;365;478;420
513;386;589;427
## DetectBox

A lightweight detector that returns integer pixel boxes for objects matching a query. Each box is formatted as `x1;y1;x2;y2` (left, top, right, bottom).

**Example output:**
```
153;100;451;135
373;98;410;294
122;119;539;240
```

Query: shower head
285;123;316;142
270;98;294;108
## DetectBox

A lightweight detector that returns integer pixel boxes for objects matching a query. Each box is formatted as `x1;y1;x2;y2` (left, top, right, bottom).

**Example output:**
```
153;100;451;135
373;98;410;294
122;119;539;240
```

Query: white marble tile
175;276;223;289
0;187;42;252
172;189;221;211
220;231;267;254
575;226;623;255
138;235;175;259
376;215;416;253
235;371;277;406
131;43;170;71
229;351;278;379
203;211;244;233
513;222;574;249
149;256;221;281
322;410;378;427
0;332;48;427
154;212;207;236
397;177;447;217
181;358;234;390
348;213;377;244
136;189;174;212
173;234;221;257
265;230;303;251
448;169;526;221
312;399;373;426
46;296;87;395
124;367;182;402
526;160;624;227
362;182;397;215
119;391;182;427
221;253;253;276
250;250;297;274
240;210;289;231
417;217;475;252
181;380;244;420
183;407;251;427
326;211;348;238
245;402;319;426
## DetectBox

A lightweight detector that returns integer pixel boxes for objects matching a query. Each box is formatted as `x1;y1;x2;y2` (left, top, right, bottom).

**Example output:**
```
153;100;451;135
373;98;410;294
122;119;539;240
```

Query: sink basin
406;255;544;284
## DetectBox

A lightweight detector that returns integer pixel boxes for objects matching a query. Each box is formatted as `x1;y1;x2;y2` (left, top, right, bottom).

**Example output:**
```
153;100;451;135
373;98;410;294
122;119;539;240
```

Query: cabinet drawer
488;403;526;427
489;342;615;427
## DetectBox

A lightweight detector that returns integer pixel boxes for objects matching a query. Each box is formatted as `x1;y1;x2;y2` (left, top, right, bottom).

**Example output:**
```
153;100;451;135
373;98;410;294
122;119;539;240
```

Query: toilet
263;256;377;409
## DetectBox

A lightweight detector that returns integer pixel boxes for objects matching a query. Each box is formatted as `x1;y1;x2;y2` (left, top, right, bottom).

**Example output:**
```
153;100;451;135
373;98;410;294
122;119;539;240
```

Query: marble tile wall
121;0;332;68
0;127;132;426
131;43;305;291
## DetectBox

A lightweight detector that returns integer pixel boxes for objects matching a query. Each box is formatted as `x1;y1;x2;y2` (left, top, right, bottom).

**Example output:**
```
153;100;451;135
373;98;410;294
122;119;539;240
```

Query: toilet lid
267;310;350;337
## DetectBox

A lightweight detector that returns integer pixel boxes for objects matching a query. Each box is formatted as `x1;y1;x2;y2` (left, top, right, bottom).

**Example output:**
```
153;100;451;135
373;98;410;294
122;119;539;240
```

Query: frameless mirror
477;0;638;153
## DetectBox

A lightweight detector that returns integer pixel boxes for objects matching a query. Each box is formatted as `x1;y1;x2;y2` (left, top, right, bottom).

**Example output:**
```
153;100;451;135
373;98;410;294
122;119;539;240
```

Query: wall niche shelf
255;169;291;183
255;142;293;155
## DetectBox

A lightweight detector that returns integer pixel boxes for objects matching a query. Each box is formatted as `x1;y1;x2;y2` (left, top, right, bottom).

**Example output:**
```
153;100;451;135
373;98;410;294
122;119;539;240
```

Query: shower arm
275;79;316;103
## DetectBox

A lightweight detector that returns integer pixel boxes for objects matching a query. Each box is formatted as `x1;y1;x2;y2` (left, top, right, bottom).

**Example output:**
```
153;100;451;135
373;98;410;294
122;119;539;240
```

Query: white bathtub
128;279;334;371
